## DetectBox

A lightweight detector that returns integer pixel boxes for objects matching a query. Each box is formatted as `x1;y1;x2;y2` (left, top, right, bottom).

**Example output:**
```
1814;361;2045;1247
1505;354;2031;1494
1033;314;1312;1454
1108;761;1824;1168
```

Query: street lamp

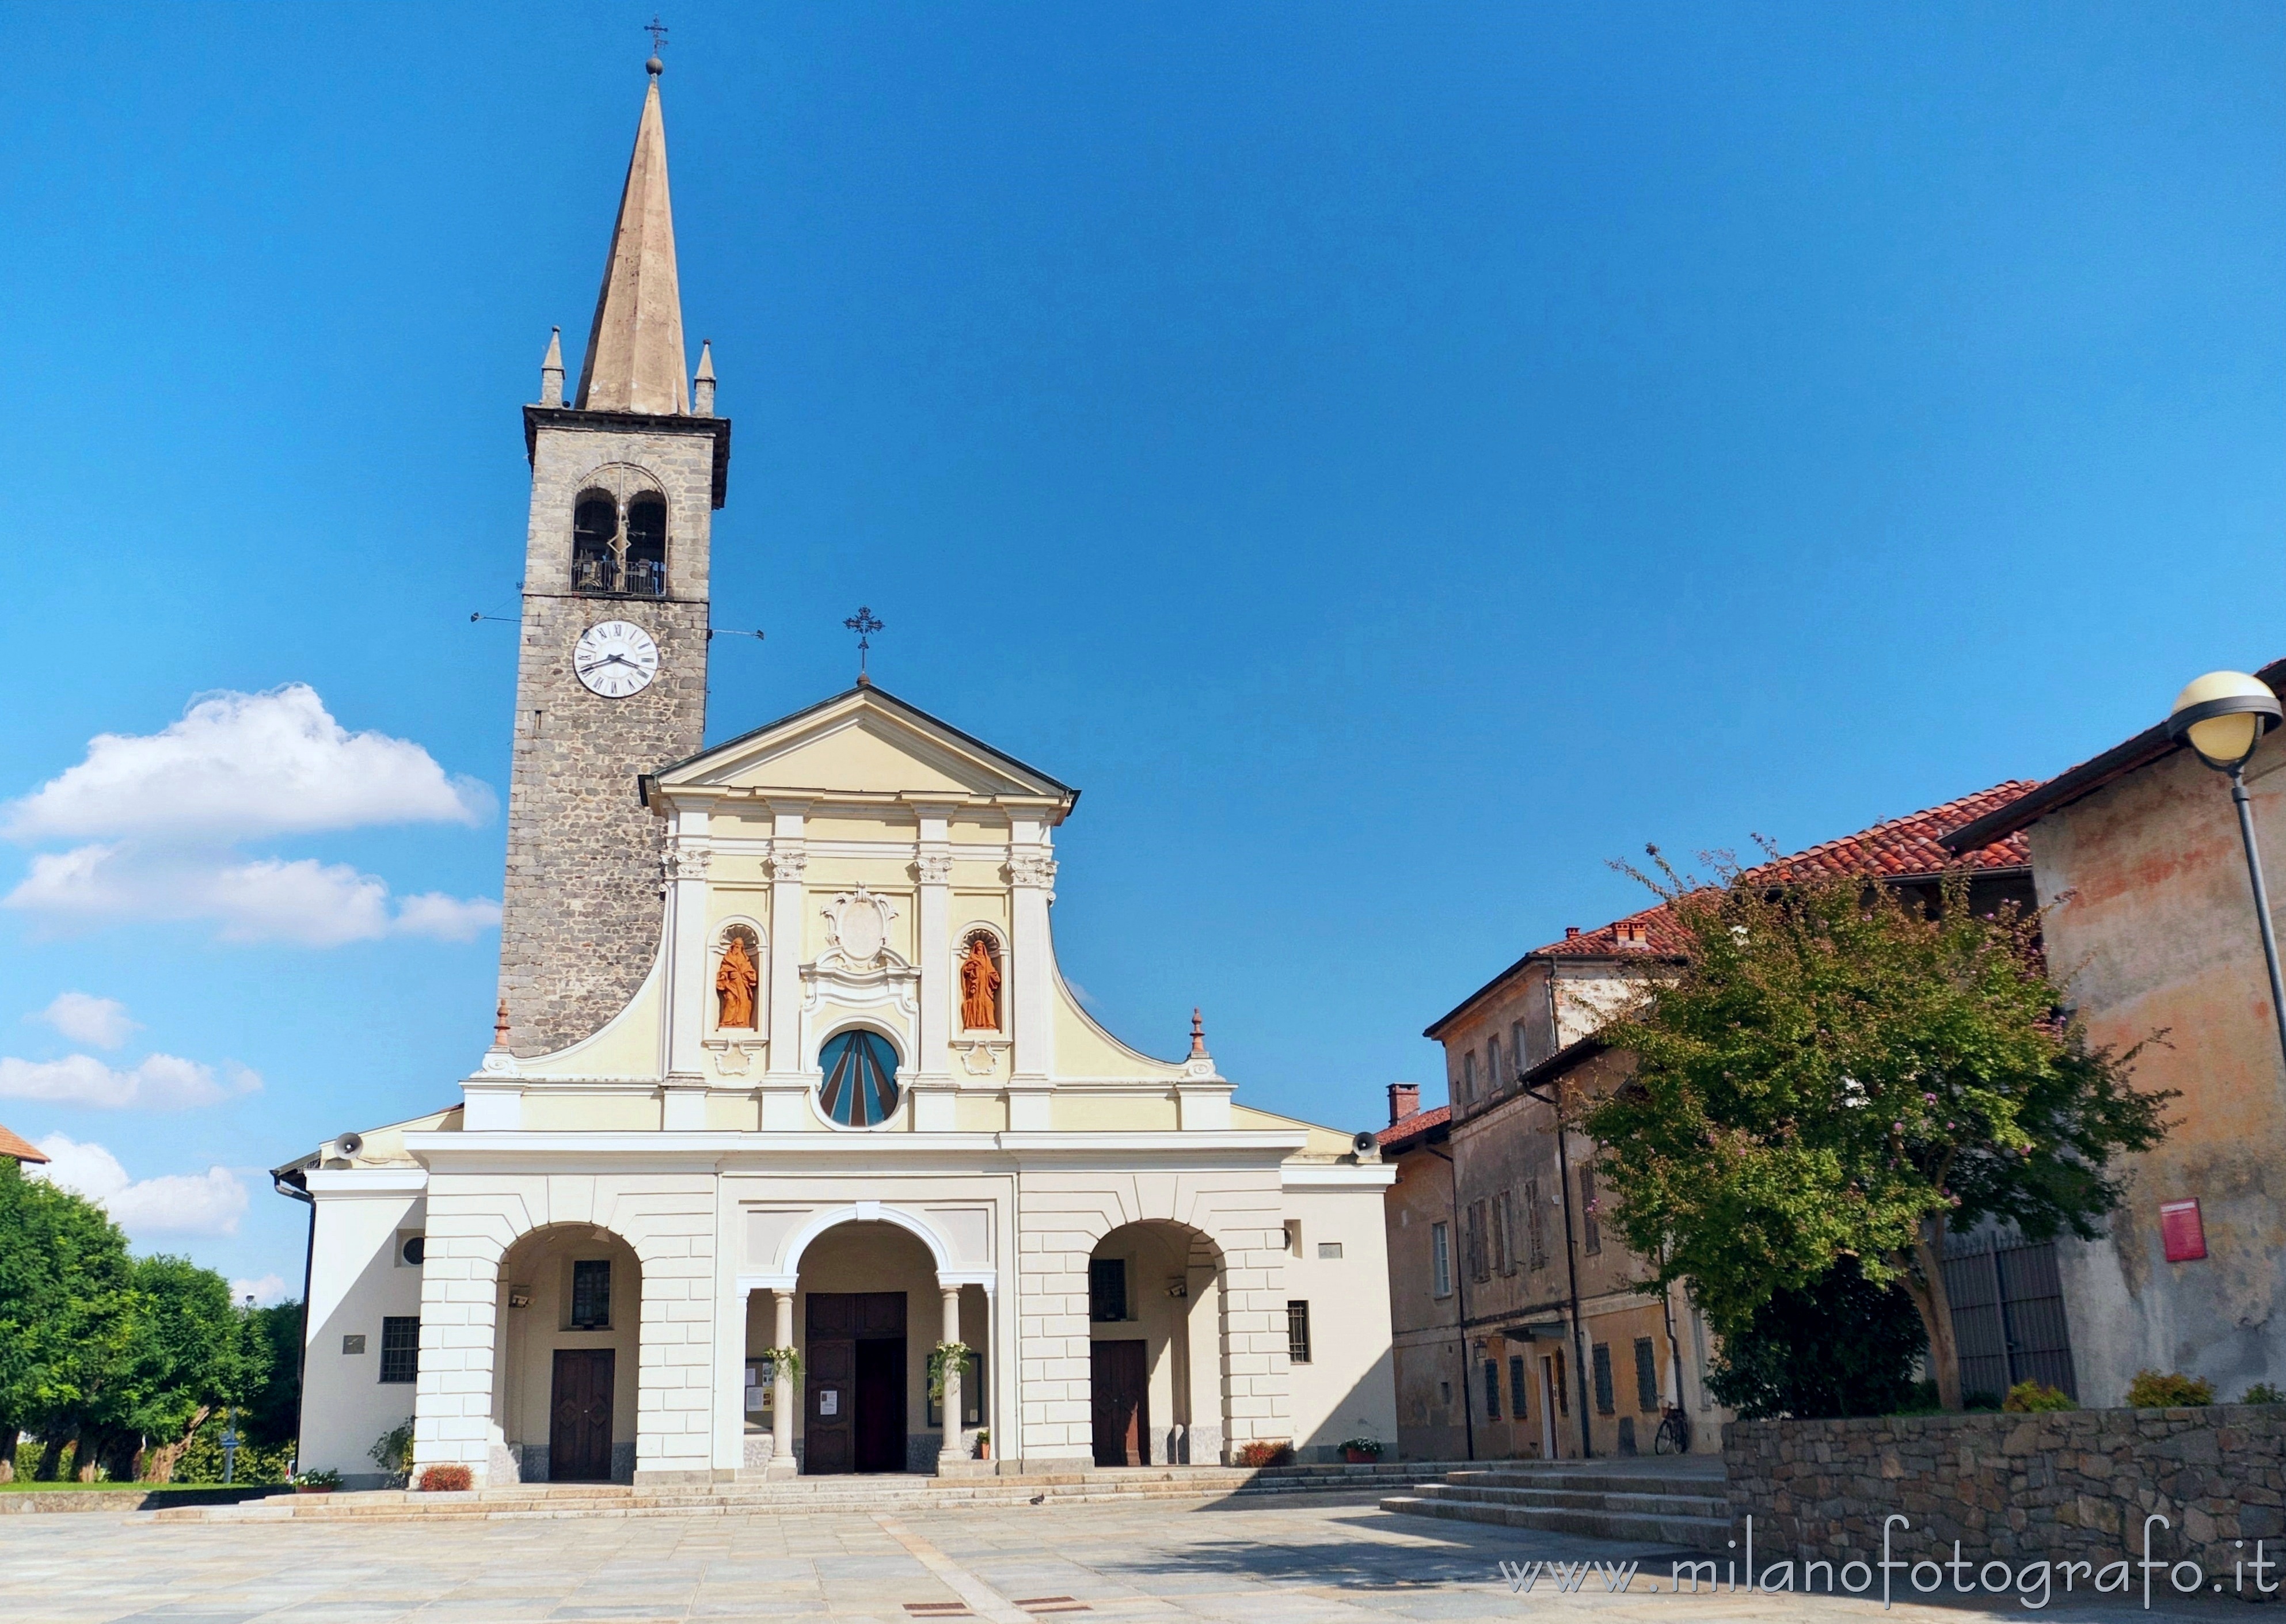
2167;670;2286;1074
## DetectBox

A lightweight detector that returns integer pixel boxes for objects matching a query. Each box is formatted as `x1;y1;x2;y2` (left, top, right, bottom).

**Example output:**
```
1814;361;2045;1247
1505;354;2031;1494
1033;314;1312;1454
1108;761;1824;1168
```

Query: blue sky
1;2;2280;1296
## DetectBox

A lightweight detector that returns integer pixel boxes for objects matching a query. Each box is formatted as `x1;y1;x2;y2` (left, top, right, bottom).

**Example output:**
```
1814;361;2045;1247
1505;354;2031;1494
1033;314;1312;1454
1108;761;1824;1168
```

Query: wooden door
805;1293;855;1475
805;1291;907;1475
549;1348;615;1481
1091;1340;1150;1467
854;1338;907;1473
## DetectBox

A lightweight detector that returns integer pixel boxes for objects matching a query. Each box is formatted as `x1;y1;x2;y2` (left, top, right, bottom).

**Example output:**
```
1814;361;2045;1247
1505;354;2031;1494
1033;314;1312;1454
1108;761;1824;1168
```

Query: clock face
573;620;660;698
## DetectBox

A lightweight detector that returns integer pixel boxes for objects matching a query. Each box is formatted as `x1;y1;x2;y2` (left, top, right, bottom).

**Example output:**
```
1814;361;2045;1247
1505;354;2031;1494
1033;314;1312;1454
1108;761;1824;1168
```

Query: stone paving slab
0;1495;2255;1622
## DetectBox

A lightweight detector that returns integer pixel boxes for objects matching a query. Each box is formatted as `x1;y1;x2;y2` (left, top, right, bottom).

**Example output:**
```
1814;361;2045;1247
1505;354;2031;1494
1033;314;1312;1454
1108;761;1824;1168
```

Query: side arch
739;1201;992;1290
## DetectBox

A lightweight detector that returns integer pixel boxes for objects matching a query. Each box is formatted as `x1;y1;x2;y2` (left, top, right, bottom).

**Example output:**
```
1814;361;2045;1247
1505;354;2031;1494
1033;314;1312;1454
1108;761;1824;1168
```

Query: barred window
1482;1359;1500;1420
1090;1257;1128;1323
1509;1355;1528;1418
1634;1337;1660;1413
1430;1222;1452;1299
1580;1166;1601;1255
570;1259;611;1329
1592;1342;1615;1415
1287;1300;1312;1364
379;1316;419;1384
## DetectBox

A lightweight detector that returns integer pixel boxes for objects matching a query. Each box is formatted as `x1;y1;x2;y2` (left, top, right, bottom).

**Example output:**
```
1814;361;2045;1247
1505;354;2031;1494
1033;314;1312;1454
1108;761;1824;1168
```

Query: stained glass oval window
817;1029;900;1127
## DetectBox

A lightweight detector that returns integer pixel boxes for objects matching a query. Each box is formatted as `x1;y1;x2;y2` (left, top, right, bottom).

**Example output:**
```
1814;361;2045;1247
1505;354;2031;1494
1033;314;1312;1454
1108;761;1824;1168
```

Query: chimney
1564;926;1581;940
1387;1082;1420;1125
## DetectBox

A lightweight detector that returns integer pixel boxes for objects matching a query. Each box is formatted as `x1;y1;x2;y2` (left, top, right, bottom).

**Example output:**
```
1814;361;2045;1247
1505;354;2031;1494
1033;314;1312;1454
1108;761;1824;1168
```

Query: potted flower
291;1468;343;1494
1339;1437;1384;1465
974;1427;990;1462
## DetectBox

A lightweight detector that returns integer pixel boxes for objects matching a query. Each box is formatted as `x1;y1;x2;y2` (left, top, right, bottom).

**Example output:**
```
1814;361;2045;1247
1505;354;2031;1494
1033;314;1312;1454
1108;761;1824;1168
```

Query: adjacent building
1943;660;2286;1406
1386;782;2039;1457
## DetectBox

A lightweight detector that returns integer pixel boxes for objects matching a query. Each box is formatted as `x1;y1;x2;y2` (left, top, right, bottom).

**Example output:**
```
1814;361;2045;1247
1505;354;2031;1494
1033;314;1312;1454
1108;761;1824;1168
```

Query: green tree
239;1300;304;1452
1703;1255;1927;1419
121;1257;270;1482
0;1159;138;1479
1584;856;2170;1410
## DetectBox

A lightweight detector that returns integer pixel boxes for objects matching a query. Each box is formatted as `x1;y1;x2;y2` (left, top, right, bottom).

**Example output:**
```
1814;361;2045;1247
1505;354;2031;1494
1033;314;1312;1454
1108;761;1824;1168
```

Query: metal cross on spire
645;15;670;54
843;606;885;680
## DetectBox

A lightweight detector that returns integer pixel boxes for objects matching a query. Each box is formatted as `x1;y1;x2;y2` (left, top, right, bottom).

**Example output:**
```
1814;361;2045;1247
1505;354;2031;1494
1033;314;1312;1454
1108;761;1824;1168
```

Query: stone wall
499;417;718;1055
1725;1406;2286;1592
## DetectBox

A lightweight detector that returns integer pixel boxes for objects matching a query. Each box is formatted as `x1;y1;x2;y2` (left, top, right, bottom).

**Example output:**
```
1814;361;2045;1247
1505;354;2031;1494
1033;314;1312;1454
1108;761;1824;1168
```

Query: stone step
1416;1482;1729;1518
153;1465;1454;1524
1379;1493;1730;1547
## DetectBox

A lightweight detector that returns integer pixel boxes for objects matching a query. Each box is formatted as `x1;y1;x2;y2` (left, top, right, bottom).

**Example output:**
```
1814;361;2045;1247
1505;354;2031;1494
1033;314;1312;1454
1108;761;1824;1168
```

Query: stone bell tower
497;53;732;1055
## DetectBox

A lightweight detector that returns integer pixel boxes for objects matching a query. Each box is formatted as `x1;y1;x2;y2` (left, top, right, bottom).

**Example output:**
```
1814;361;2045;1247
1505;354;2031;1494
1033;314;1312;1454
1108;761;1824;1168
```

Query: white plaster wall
299;1186;425;1485
1014;1166;1290;1465
1283;1185;1399;1459
412;1172;718;1486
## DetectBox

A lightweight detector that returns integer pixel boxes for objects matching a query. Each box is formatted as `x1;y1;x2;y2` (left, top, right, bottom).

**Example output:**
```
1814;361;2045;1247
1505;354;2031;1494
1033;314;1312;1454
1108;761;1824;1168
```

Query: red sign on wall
2160;1199;2207;1263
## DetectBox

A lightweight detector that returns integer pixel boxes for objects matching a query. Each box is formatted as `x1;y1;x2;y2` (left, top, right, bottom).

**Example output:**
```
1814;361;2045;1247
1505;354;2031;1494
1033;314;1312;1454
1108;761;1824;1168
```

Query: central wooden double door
805;1292;907;1474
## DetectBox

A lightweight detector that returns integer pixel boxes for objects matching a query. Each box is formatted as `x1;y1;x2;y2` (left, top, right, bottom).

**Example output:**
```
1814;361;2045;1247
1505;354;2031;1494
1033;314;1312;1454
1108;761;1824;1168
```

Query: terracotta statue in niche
716;934;759;1029
959;935;1001;1030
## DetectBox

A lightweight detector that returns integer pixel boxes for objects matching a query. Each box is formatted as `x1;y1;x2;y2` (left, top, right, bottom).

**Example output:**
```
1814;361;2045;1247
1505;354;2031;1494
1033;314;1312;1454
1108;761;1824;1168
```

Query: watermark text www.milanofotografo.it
1494;1515;2283;1610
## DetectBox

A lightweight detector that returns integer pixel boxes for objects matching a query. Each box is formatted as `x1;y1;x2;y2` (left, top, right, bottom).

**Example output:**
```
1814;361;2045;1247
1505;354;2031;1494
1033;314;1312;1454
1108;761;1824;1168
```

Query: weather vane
843;606;885;678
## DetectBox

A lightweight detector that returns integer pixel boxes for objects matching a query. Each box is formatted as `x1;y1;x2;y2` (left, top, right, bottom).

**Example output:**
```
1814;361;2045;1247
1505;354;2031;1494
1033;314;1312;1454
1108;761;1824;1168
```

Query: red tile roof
1378;1104;1450;1153
1425;779;2040;1036
0;1123;48;1164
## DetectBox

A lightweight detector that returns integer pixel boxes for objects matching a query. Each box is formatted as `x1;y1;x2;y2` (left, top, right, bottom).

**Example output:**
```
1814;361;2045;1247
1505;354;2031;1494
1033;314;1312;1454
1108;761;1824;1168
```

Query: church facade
284;60;1396;1489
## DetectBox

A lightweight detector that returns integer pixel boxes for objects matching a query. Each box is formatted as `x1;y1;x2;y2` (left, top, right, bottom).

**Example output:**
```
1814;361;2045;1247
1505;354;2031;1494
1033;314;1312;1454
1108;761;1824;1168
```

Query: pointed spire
692;339;716;416
574;64;688;415
539;327;565;406
493;997;512;1049
1189;1007;1207;1059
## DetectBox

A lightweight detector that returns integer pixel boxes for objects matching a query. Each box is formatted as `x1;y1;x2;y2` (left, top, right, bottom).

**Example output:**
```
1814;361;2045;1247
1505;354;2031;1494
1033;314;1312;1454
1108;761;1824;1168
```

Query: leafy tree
1704;1256;1926;1419
0;1159;137;1479
122;1257;270;1482
240;1300;304;1452
1584;855;2170;1410
0;1161;285;1481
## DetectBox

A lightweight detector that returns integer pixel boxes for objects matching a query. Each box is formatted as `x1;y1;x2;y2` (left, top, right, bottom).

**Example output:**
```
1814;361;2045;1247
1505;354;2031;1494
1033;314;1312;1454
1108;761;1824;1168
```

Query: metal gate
1943;1227;2078;1404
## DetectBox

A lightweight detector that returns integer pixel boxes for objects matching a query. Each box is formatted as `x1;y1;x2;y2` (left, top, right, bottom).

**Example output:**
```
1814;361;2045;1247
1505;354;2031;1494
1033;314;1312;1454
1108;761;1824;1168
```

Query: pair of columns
759;1284;968;1471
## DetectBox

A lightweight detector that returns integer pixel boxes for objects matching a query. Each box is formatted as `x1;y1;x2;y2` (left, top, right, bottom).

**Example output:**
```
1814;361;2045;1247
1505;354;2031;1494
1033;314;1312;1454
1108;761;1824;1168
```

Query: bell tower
498;55;732;1055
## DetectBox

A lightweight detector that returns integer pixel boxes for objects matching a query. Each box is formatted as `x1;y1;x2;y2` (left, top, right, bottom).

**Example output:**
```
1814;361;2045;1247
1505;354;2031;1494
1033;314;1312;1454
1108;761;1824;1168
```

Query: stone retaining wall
1725;1406;2286;1596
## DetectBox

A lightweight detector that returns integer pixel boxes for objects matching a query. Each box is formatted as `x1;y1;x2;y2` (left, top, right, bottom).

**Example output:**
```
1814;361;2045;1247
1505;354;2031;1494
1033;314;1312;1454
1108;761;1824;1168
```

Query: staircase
151;1459;1465;1524
1380;1459;1729;1547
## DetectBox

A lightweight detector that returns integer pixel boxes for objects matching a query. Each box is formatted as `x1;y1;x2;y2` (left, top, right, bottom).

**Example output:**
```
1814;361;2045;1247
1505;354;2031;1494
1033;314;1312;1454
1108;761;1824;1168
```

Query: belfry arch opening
491;1224;641;1484
566;470;669;598
1087;1221;1225;1466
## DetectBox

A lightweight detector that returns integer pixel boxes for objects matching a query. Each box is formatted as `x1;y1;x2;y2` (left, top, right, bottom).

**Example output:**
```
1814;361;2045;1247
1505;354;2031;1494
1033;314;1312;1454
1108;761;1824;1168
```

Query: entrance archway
492;1224;641;1484
1087;1222;1224;1466
760;1219;988;1474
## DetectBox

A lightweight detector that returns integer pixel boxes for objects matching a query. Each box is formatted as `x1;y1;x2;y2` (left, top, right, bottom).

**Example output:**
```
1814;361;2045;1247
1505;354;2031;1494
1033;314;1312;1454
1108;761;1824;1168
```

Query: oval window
817;1029;900;1127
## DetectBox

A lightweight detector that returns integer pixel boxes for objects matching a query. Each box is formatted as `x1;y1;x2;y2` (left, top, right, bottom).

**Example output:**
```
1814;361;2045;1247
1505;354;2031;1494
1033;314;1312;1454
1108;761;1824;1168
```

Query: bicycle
1653;1402;1691;1455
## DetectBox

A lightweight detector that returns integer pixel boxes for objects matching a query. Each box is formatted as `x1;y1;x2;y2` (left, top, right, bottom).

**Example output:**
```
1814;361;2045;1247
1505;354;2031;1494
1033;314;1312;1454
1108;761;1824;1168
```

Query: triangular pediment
652;684;1077;809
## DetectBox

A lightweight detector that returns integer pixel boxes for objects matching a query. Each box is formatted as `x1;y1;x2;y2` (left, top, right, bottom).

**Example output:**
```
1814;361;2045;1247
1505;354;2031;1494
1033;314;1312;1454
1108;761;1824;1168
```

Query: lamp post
2167;670;2286;1076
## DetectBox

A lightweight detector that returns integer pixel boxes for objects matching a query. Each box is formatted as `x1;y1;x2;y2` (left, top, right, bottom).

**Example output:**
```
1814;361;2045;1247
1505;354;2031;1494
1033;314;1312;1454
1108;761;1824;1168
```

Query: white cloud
32;1134;248;1237
0;1052;261;1109
3;684;491;842
231;1274;291;1307
6;845;498;946
0;686;500;949
34;991;138;1049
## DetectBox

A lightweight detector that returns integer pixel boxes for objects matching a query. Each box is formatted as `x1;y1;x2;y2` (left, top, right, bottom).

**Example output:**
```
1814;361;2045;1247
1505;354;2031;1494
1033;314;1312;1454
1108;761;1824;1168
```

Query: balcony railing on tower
571;555;666;597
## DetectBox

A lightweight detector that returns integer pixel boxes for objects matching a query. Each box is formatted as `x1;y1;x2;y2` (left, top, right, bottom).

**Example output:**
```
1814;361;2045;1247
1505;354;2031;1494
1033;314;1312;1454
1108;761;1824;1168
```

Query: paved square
0;1496;2240;1622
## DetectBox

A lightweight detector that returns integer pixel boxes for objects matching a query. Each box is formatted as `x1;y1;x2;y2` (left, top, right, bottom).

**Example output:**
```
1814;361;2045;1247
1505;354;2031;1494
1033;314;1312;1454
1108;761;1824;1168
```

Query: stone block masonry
499;416;721;1055
1725;1406;2286;1595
